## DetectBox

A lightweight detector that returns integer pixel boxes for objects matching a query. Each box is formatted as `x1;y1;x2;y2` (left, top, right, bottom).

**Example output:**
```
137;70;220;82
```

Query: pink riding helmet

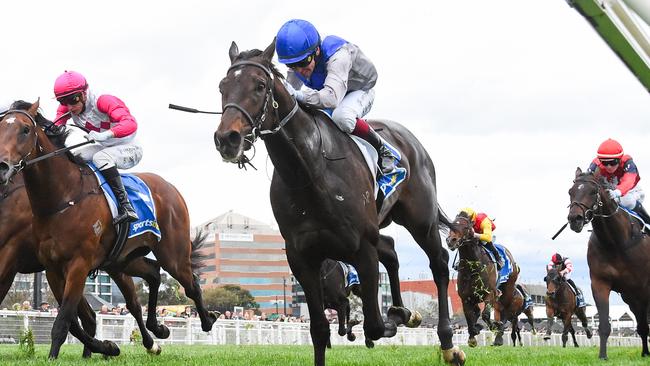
53;71;88;98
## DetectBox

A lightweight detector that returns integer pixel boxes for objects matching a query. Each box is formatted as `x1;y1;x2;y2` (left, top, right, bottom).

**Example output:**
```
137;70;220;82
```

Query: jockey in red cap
587;138;650;224
548;253;585;306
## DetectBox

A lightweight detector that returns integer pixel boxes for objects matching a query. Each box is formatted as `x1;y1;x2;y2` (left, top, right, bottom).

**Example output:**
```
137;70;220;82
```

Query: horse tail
190;229;209;273
436;204;454;236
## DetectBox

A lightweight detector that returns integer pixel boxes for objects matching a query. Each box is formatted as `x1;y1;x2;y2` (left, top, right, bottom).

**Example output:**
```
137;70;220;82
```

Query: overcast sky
4;1;650;305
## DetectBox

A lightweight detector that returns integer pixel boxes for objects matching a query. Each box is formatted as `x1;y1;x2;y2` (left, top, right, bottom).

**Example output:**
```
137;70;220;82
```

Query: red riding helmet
597;138;624;159
551;253;563;264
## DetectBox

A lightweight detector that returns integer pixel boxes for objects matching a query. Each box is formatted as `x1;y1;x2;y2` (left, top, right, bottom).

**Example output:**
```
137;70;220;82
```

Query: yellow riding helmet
460;207;476;221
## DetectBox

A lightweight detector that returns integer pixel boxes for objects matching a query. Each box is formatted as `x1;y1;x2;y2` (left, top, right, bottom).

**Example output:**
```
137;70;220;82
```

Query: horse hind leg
575;306;592;339
122;257;169;339
108;269;159;354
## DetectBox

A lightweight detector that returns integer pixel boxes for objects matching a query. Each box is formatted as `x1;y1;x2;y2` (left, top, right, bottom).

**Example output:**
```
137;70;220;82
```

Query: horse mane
10;100;85;165
234;49;285;80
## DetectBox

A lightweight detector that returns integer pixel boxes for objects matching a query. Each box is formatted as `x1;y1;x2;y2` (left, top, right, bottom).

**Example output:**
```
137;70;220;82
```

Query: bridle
447;215;475;250
569;176;619;226
222;60;299;168
0;109;40;176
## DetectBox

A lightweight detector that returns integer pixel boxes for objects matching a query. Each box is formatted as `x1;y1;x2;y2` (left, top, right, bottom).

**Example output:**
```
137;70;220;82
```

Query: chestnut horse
214;41;465;365
0;102;177;356
568;168;650;359
0;102;216;359
543;265;592;347
446;211;534;346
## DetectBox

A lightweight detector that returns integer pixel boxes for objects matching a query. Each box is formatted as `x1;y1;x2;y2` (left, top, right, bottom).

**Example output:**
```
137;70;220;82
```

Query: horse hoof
147;342;162;355
347;333;356;342
468;337;477;348
365;339;374;348
387;306;409;326
442;346;466;366
383;321;397;338
82;346;92;358
154;325;170;339
103;340;120;357
202;311;218;332
407;310;422;328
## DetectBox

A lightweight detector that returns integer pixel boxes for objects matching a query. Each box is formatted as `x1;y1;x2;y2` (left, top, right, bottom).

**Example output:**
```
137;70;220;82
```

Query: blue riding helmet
276;19;321;64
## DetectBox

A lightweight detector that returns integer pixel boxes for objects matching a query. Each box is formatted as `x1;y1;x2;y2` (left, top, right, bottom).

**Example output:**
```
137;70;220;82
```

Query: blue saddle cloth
338;261;360;288
88;164;161;240
377;139;406;200
621;206;650;232
484;244;513;284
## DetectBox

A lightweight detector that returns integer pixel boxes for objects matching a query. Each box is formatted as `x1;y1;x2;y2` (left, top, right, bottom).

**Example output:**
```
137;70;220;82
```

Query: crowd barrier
0;310;640;347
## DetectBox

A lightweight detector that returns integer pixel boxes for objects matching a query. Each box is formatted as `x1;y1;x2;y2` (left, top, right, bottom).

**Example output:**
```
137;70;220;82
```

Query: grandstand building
194;211;292;314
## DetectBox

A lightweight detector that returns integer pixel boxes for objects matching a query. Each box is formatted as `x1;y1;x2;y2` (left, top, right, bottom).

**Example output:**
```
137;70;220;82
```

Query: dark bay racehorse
0;101;216;359
321;234;413;348
543;265;592;347
568;168;650;359
446;211;534;346
214;41;465;365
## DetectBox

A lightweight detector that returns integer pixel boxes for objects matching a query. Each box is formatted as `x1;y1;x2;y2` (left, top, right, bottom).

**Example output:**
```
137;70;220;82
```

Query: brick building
194;211;292;314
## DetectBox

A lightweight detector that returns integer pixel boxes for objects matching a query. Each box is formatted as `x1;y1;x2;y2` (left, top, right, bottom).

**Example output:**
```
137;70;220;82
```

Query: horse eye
256;82;266;91
22;126;30;134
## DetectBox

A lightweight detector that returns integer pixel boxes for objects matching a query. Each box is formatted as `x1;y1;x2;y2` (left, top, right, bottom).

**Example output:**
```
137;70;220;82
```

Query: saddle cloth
315;110;407;201
621;206;650;232
88;163;161;240
483;243;513;284
337;261;360;288
516;286;534;311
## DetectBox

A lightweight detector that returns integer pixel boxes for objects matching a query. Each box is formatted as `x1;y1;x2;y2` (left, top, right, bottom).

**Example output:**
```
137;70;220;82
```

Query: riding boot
484;241;504;270
102;166;139;225
567;279;585;307
352;118;396;174
633;202;650;226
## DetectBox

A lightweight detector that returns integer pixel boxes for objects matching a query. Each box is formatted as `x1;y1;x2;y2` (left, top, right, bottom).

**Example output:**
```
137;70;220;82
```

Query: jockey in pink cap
53;70;141;224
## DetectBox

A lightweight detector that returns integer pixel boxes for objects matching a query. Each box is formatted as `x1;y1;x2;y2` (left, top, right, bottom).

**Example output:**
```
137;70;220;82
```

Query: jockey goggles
57;92;83;106
600;158;620;166
287;52;315;68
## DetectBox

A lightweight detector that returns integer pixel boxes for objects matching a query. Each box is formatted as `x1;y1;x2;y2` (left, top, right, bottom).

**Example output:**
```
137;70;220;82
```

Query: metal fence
0;310;641;348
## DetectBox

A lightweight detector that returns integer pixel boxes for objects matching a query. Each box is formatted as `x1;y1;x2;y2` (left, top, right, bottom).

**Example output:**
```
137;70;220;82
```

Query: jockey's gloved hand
281;80;304;102
88;130;114;142
607;189;622;201
473;232;482;240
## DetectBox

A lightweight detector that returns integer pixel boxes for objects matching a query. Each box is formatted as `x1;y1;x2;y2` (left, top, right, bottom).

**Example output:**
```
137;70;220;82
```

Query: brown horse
446;211;534;346
214;41;465;366
543;265;592;347
0;101;216;359
567;167;650;359
0;102;176;356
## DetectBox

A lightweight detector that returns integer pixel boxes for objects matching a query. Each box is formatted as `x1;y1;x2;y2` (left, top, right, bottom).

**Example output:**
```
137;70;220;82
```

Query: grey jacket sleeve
301;47;353;109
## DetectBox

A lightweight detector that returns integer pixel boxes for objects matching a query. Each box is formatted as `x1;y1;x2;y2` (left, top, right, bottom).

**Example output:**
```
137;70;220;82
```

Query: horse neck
263;90;325;190
458;241;483;264
591;195;632;248
22;132;83;217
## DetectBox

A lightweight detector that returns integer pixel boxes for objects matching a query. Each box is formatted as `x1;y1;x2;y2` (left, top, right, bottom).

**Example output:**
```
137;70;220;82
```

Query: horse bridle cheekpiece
0;109;39;175
223;60;299;168
447;215;474;249
569;176;618;225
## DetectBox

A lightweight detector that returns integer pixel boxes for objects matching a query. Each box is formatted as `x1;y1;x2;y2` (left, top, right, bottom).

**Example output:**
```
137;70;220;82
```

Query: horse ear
262;37;276;62
229;41;239;63
28;98;40;117
575;167;582;178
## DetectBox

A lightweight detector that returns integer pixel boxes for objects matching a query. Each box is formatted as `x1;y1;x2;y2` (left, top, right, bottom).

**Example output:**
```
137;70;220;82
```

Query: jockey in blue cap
275;19;396;174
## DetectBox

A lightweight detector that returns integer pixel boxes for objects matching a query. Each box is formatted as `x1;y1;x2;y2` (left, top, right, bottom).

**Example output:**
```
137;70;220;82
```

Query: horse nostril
0;162;9;174
226;131;242;148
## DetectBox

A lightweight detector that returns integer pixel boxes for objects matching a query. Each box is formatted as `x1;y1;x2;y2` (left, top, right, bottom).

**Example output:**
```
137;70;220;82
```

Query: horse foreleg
76;296;97;358
592;279;612;359
46;267;120;359
336;301;347;337
575;306;592;339
544;305;555;340
289;255;329;366
629;301;650;356
570;325;579;348
510;320;518;347
481;303;493;330
525;308;536;335
353;243;392;341
462;300;481;347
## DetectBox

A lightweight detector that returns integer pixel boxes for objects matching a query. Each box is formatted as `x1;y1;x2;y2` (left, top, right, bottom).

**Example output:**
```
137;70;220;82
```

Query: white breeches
74;141;143;170
331;89;375;133
620;185;644;209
